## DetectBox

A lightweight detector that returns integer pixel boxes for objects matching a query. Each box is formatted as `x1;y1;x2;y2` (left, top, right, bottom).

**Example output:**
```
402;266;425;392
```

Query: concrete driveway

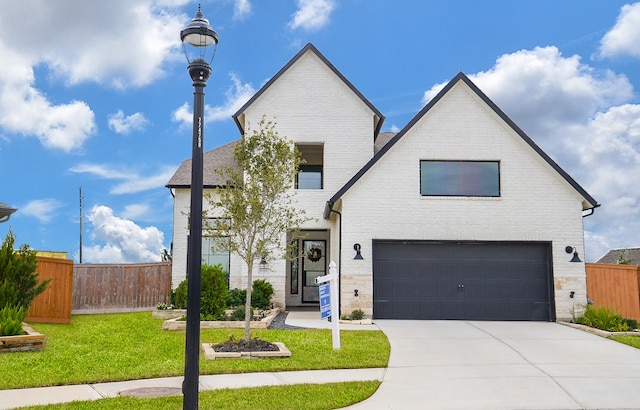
347;320;640;410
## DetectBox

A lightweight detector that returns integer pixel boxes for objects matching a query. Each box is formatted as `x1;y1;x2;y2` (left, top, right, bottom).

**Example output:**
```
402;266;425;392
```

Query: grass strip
610;334;640;349
16;381;381;410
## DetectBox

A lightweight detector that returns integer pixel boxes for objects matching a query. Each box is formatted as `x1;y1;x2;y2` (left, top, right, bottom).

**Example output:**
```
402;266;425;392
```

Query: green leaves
0;230;50;310
0;305;27;336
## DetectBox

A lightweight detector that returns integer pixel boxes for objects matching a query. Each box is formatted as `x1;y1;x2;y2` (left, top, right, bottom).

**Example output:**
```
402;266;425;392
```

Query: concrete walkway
2;314;640;409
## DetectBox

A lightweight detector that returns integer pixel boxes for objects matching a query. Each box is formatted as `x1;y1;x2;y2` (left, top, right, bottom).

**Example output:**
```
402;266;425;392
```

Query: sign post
315;261;340;349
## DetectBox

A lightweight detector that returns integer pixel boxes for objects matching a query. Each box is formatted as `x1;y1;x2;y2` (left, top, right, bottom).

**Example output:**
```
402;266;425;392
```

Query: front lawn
0;312;389;390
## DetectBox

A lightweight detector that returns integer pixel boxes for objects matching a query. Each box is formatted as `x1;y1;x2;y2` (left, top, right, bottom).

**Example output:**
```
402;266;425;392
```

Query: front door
286;231;329;307
301;240;326;303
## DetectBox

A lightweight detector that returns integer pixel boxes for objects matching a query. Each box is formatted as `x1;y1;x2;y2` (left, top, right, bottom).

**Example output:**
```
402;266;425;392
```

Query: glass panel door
302;240;326;303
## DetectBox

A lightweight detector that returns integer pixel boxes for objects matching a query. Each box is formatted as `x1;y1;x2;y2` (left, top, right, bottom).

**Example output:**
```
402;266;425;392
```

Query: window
297;165;323;189
202;236;230;276
186;218;230;281
420;160;500;197
296;144;323;189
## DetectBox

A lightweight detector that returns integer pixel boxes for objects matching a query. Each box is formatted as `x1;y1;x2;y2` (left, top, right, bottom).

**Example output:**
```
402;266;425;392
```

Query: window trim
420;160;501;197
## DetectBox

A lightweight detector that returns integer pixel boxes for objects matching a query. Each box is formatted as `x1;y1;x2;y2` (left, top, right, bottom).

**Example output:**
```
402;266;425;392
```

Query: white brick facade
168;44;597;322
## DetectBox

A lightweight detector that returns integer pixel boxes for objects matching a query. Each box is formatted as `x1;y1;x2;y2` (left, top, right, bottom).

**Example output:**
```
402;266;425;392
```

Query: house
596;248;640;265
166;43;599;322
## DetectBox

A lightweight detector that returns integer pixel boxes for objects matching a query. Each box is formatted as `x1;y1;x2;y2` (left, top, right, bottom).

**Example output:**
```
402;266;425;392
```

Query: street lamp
180;6;218;410
0;202;17;223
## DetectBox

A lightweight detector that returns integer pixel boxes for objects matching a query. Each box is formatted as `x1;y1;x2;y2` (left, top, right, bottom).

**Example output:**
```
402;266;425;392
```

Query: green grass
610;334;640;349
17;381;381;410
0;312;389;390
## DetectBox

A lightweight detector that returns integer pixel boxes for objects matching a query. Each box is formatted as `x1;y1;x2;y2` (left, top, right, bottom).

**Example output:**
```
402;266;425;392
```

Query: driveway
347;320;640;410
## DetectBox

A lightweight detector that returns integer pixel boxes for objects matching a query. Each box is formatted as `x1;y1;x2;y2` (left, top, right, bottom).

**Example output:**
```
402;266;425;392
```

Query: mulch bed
213;338;279;352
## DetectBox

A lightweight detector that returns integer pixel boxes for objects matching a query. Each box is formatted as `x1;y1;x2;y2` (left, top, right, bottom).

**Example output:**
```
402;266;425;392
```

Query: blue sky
1;0;639;263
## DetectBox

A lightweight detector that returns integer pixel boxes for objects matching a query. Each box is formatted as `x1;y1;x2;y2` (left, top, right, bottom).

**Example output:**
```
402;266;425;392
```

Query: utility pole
79;186;83;263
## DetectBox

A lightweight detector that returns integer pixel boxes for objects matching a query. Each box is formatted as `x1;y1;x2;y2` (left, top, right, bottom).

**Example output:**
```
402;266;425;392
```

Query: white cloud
20;199;64;223
233;0;252;20
289;0;336;31
0;45;96;152
172;73;255;127
122;203;151;220
108;110;149;134
111;167;178;194
598;2;640;59
69;163;178;194
84;205;165;263
0;2;186;151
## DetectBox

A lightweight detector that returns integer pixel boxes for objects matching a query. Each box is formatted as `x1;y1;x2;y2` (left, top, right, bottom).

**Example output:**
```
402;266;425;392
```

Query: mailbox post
316;261;341;349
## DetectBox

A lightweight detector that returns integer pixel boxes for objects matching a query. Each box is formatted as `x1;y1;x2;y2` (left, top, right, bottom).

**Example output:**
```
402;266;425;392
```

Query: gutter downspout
330;208;342;318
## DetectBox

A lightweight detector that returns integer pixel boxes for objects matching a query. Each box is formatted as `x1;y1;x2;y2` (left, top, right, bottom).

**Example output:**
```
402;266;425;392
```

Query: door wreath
307;247;322;262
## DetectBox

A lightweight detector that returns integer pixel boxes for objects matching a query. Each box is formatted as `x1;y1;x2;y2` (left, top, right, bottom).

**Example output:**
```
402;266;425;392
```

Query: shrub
0;305;27;336
229;307;246;321
576;305;629;332
226;288;247;308
172;280;189;309
0;230;50;310
350;309;365;321
623;318;638;330
172;264;228;319
251;279;274;310
200;264;228;320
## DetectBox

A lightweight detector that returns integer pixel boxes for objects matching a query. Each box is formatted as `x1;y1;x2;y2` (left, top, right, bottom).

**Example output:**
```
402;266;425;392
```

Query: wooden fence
585;262;640;321
26;256;75;324
72;262;172;313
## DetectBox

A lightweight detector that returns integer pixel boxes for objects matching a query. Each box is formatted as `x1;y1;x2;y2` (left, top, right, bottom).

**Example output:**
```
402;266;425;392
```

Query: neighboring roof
374;132;396;154
596;248;640;265
166;140;239;188
323;72;600;219
232;43;385;139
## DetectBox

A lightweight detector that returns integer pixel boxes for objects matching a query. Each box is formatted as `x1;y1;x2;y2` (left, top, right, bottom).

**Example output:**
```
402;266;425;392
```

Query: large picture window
420;160;500;197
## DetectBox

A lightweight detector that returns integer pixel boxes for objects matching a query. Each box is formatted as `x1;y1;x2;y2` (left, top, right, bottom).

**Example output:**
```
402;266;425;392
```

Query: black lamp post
0;202;17;223
180;6;218;409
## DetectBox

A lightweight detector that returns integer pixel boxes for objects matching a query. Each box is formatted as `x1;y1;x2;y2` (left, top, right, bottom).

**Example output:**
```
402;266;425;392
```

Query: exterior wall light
565;246;582;263
353;243;363;260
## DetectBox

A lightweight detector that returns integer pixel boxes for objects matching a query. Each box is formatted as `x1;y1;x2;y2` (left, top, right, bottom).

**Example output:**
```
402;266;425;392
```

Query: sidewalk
0;311;382;410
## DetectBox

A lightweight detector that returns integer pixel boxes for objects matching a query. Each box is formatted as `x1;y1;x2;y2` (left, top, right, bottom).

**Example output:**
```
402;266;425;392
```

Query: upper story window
296;144;323;189
420;160;500;197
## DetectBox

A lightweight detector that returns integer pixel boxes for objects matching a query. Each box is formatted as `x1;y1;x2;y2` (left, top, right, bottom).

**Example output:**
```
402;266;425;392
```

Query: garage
372;240;555;321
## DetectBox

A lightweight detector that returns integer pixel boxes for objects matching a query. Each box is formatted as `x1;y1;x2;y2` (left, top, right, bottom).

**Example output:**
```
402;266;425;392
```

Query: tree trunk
244;261;253;341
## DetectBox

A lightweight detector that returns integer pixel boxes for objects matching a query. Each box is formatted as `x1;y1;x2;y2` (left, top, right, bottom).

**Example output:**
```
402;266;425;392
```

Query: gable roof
323;72;600;219
232;43;385;138
596;248;640;265
166;140;238;188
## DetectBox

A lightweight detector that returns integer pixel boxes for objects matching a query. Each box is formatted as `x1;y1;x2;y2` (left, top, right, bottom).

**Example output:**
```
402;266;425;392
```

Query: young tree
0;230;50;310
205;116;310;340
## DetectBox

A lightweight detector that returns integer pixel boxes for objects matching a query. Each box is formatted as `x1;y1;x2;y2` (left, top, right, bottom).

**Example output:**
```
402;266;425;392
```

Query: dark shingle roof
166;140;239;188
596;248;640;265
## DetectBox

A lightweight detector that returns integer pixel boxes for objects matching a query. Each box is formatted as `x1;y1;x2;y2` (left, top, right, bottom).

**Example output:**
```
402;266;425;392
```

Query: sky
0;0;639;263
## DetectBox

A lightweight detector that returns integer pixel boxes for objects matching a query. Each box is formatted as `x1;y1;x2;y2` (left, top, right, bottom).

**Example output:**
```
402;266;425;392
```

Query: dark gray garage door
373;241;555;321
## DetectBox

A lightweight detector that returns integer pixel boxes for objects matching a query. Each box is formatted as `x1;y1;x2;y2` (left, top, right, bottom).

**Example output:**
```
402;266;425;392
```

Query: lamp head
180;5;219;66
